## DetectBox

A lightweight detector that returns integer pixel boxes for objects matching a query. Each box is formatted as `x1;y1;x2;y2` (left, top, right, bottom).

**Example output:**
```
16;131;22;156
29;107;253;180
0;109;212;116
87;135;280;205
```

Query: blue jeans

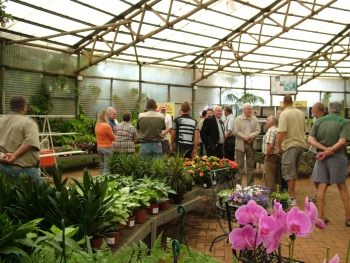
140;142;162;158
97;147;114;175
0;163;42;183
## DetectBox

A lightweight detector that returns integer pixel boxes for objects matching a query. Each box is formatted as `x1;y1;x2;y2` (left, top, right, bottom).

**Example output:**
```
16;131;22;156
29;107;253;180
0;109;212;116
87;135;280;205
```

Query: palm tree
223;92;266;117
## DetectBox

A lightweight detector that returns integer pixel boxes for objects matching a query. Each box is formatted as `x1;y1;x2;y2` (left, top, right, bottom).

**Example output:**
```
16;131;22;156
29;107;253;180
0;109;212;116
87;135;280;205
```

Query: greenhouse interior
0;0;350;263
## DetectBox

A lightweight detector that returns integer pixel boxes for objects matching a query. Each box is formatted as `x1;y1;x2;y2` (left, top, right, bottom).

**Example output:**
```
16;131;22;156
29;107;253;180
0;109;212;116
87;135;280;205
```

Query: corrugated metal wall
112;80;140;121
5;44;76;73
79;78;111;119
194;87;220;112
4;69;42;114
45;75;76;115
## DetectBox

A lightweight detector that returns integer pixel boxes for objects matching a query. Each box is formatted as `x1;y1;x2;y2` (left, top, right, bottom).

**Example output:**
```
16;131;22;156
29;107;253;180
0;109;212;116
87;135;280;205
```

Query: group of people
261;95;350;227
1;94;349;227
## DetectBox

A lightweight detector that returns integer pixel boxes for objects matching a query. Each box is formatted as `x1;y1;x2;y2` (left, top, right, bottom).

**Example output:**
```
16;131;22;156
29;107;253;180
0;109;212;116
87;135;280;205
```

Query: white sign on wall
270;75;297;95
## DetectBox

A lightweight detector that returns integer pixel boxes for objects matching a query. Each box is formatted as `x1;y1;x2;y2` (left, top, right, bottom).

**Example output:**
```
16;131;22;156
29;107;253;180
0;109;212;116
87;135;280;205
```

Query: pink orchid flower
258;210;277;239
315;218;326;229
270;200;288;234
229;224;262;250
304;197;318;224
323;254;340;263
263;224;284;254
235;200;265;226
286;206;312;238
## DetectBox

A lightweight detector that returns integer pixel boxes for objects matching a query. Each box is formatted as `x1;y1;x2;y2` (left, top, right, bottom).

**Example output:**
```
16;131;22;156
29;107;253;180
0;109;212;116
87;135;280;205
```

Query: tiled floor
62;164;350;263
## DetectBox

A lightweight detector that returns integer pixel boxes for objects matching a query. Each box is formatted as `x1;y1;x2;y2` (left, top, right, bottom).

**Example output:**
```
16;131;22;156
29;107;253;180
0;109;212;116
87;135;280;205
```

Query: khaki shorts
312;153;348;184
281;146;305;181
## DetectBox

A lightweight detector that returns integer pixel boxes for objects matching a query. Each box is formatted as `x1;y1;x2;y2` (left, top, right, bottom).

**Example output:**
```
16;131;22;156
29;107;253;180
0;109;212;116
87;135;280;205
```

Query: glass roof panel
2;0;350;81
314;7;349;23
215;15;244;30
229;4;260;20
82;0;131;15
51;35;83;46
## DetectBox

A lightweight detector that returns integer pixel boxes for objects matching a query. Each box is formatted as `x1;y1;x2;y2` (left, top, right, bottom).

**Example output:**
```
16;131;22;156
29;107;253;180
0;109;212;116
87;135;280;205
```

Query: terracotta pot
118;223;125;237
105;232;119;247
134;209;147;224
90;237;103;249
147;203;159;215
159;200;169;210
125;216;136;230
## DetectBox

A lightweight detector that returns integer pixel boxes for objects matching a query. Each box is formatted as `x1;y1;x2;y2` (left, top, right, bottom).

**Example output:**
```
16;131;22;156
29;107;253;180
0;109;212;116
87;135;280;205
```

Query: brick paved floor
157;174;350;263
62;165;350;263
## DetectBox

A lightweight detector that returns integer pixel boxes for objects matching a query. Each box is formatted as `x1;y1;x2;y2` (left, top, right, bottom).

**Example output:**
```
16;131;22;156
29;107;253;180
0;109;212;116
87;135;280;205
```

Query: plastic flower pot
105;232;119;248
125;216;136;230
118;223;125;237
147;203;159;215
159;200;169;210
134;209;147;224
172;192;183;204
90;237;103;249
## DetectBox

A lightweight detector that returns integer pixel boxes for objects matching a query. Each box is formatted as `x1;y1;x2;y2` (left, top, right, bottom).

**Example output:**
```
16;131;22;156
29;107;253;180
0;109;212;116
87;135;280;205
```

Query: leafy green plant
113;232;220;263
271;184;290;201
167;154;192;193
27;82;53;115
133;188;158;211
109;153;153;178
223;91;266;117
71;170;116;239
138;176;176;204
0;211;43;258
0;1;13;28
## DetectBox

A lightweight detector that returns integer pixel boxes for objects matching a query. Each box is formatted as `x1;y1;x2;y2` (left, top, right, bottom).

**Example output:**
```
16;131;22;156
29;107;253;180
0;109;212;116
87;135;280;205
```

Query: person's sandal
322;218;330;224
346;219;350;227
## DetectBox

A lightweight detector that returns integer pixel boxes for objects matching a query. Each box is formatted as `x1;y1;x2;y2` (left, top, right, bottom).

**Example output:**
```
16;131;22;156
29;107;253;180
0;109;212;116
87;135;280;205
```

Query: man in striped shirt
262;115;280;194
171;101;199;159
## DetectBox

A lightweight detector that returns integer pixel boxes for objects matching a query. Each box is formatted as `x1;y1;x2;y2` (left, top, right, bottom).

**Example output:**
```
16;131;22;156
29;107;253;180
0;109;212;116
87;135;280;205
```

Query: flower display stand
208;167;235;251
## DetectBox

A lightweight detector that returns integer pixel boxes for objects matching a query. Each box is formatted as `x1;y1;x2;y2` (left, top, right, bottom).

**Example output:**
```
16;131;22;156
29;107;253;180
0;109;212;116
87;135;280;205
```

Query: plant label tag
106;238;115;244
129;220;135;227
153;208;159;213
203;183;207;188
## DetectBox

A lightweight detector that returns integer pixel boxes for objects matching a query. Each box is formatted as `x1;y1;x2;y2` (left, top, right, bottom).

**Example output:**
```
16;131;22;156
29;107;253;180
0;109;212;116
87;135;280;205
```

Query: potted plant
133;188;158;223
138;176;176;211
102;225;120;248
271;184;290;210
166;154;192;204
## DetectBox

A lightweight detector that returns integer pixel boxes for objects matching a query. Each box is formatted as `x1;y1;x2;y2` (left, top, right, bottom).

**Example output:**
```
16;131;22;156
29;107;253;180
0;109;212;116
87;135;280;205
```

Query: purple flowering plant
227;184;270;207
229;197;326;263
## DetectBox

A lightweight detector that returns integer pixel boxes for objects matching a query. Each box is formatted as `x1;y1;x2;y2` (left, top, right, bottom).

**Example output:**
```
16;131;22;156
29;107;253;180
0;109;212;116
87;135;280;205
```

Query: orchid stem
326;247;330;263
346;238;350;263
289;234;296;263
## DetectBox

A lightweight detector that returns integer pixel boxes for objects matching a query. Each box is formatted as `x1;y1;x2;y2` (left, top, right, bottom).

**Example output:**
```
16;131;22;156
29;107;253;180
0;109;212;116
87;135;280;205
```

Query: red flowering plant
183;156;238;186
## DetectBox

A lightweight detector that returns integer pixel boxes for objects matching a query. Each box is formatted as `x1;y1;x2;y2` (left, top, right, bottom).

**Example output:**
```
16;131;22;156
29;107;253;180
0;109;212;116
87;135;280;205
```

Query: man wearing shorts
276;95;308;206
308;101;350;226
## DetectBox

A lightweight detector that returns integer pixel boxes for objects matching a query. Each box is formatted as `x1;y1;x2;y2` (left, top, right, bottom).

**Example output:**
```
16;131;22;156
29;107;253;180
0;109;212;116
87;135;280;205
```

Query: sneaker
309;195;317;203
287;198;298;206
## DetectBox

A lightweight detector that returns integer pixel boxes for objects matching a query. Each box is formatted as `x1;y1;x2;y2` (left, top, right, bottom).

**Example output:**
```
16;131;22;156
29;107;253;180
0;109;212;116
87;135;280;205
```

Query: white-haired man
308;101;350;226
107;107;118;131
233;103;260;186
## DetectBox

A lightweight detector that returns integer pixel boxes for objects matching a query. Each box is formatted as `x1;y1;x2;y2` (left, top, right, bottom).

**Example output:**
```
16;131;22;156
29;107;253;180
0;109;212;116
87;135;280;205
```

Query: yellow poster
156;102;175;117
279;101;307;107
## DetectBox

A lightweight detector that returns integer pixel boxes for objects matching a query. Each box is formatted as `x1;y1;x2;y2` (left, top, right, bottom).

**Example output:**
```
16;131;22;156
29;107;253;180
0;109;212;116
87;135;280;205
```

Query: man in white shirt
160;104;172;155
